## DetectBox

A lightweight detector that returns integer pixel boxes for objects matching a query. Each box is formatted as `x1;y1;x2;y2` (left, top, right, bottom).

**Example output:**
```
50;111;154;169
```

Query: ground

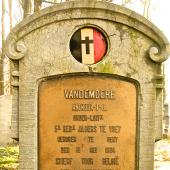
154;138;170;170
0;140;170;170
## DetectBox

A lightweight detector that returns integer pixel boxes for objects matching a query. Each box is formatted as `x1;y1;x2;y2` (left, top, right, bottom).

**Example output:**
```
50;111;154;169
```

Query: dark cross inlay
81;36;94;54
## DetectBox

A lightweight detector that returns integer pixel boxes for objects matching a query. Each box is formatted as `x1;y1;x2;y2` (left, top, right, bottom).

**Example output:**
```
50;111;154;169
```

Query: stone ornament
149;45;170;63
5;32;26;60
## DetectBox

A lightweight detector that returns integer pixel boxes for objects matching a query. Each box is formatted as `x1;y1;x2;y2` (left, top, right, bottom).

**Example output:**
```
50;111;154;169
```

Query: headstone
5;0;170;170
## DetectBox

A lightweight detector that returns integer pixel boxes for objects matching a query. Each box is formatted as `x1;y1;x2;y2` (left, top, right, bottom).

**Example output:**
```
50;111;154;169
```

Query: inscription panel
39;74;138;170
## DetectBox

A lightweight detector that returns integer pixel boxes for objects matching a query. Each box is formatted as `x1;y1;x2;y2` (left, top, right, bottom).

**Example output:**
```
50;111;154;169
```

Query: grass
0;146;19;170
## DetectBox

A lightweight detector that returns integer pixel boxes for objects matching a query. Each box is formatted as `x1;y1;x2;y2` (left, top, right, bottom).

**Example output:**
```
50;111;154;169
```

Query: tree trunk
34;0;42;12
23;0;32;18
0;0;5;95
143;0;150;19
8;0;12;30
122;0;131;6
6;0;13;94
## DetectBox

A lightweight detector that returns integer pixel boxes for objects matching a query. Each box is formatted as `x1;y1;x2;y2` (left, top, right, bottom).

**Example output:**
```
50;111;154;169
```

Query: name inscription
64;89;115;99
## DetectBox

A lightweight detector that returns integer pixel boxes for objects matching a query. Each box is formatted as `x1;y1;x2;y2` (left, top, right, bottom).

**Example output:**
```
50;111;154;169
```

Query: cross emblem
70;27;107;64
81;36;94;54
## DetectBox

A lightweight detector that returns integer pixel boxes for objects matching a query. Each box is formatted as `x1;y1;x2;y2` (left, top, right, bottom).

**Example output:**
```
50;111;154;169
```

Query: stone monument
5;0;170;169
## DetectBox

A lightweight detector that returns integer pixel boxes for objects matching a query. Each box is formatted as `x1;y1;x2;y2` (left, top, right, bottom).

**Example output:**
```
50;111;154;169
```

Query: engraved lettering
107;137;118;143
102;157;119;165
75;147;81;153
54;125;61;132
82;158;94;165
87;137;94;143
89;147;97;153
61;147;70;153
99;126;106;133
73;115;104;121
109;126;121;133
72;104;107;112
57;136;76;142
56;158;72;165
63;125;76;132
64;89;115;99
105;147;116;153
78;126;97;133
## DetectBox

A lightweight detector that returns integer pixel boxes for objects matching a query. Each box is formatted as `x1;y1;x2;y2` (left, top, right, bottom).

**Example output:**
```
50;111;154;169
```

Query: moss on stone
97;62;114;73
0;146;19;170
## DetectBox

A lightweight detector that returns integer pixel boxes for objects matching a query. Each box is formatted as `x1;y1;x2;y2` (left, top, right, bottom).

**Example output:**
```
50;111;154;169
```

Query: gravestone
5;0;170;170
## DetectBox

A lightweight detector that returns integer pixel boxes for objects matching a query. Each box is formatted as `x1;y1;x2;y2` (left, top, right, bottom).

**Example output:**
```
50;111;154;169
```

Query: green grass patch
0;146;19;170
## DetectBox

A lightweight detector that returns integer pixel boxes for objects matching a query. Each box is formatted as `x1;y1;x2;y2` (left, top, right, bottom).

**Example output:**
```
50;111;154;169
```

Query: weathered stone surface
5;1;170;170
